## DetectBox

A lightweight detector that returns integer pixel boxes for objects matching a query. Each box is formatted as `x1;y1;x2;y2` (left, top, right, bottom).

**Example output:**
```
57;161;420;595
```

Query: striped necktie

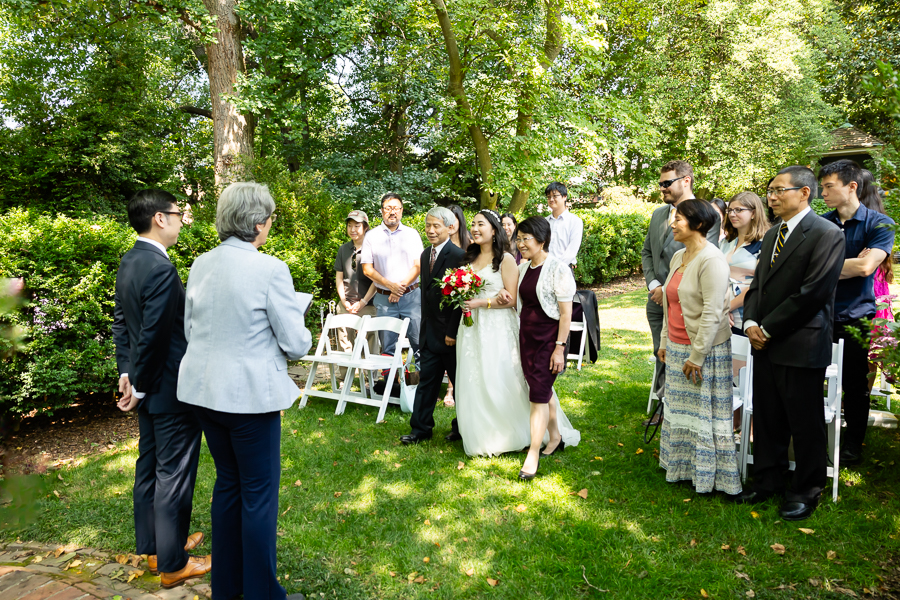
430;246;437;273
771;222;789;266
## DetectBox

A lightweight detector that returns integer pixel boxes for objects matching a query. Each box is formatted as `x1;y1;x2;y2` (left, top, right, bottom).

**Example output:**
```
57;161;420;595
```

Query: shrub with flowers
437;266;485;327
853;294;900;386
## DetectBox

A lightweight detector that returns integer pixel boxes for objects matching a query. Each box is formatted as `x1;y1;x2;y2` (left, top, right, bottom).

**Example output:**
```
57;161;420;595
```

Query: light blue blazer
177;237;312;413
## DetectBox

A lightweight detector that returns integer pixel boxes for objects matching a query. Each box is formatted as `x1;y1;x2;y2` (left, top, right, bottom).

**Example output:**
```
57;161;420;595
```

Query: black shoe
839;448;863;466
518;466;538;481
540;440;565;459
727;489;780;505
780;500;817;521
400;433;432;445
444;431;462;442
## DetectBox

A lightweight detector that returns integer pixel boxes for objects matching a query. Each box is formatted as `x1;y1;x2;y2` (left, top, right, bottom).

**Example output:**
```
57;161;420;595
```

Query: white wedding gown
455;264;581;457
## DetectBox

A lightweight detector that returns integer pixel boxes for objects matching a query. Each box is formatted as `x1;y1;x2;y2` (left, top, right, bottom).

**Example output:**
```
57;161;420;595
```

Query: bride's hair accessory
478;209;500;222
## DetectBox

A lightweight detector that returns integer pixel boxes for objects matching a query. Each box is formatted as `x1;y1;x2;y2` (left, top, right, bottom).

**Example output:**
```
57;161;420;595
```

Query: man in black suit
112;189;210;587
400;207;465;444
735;166;845;521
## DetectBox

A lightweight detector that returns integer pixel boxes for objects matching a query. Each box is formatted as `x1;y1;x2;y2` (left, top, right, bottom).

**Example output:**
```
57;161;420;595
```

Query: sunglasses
658;175;687;189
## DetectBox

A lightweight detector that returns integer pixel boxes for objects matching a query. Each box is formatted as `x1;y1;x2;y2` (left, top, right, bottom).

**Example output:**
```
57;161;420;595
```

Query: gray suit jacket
177;237;312;413
641;203;721;290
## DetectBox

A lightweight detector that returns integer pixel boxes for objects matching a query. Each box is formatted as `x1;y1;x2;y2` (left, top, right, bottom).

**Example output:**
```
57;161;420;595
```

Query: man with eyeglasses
361;193;425;355
112;189;208;587
641;160;720;425
545;182;583;270
733;166;845;521
819;159;895;467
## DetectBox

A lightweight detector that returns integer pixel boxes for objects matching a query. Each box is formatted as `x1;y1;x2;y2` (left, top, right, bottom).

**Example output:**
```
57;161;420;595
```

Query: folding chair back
730;334;753;480
298;314;370;410
566;313;588;371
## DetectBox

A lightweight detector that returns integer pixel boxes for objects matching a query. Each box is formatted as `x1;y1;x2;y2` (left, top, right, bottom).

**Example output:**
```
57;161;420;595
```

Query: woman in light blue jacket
178;182;311;600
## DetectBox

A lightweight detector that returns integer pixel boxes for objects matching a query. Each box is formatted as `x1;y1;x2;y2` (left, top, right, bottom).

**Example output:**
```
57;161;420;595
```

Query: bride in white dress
455;210;580;460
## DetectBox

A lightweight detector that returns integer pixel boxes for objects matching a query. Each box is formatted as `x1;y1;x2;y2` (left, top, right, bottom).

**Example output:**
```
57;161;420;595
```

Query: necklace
529;253;548;269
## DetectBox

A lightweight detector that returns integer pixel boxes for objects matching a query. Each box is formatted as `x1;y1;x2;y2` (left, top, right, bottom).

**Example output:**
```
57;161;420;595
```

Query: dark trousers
833;319;872;452
134;409;202;573
751;352;827;503
410;345;458;438
646;299;665;397
192;407;285;600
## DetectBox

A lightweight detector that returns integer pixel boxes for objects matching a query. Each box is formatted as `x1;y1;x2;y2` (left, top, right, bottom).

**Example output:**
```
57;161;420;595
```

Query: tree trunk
203;0;254;185
507;0;564;213
431;0;498;209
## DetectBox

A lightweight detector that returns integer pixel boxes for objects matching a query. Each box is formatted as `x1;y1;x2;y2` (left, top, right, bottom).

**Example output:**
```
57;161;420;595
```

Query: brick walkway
0;542;210;600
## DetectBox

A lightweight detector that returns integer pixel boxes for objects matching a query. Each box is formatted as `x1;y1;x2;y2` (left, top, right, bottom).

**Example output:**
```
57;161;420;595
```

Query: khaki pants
336;301;379;380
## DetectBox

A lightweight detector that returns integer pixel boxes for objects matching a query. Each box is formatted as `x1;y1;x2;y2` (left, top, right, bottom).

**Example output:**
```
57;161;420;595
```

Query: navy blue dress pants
192;406;285;600
134;409;202;573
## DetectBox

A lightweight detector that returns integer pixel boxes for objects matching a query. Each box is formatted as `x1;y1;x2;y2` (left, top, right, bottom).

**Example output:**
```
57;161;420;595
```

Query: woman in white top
718;192;771;335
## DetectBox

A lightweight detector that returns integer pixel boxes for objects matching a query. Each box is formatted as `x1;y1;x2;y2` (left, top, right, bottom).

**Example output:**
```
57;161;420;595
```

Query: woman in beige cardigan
657;199;741;496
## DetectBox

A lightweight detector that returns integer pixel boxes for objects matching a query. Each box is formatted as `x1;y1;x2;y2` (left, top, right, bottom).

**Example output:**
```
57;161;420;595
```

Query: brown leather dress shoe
160;555;211;588
148;532;205;574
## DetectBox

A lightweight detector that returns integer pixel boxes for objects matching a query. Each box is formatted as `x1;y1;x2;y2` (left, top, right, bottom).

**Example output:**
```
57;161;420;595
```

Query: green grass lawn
6;288;900;599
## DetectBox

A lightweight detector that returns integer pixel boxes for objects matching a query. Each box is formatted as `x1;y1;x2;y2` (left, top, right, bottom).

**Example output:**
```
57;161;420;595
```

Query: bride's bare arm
498;254;518;308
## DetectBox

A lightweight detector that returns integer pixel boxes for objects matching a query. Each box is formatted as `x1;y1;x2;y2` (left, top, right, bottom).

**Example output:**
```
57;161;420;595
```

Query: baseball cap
347;210;369;223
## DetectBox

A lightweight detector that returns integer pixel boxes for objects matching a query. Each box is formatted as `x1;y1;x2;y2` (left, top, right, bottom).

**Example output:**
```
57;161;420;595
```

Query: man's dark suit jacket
419;242;465;353
743;211;845;368
112;240;189;414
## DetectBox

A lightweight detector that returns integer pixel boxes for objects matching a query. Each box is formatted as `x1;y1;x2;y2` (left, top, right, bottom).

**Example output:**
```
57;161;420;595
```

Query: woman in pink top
657;200;740;496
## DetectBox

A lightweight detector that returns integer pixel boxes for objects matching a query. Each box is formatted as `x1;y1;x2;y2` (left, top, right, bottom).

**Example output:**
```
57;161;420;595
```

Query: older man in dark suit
112;189;210;588
736;166;845;521
401;207;465;444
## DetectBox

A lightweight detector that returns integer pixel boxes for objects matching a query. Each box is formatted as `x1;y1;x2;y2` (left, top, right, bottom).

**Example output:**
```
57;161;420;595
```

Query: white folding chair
870;369;893;411
647;356;661;414
743;340;844;502
730;335;753;480
298;313;371;409
334;316;412;423
566;313;588;371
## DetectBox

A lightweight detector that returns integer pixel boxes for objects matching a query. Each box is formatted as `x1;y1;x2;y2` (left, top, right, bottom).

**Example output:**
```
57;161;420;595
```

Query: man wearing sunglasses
641;160;721;426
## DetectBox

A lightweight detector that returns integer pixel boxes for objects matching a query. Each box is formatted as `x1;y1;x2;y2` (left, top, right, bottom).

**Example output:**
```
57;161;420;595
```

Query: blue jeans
372;287;421;355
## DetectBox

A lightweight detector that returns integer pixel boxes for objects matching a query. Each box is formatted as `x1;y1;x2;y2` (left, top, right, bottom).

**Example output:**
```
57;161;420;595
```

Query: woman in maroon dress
513;216;577;479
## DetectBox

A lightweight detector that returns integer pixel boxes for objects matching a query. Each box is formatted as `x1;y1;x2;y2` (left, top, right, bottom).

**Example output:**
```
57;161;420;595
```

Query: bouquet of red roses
437;265;485;326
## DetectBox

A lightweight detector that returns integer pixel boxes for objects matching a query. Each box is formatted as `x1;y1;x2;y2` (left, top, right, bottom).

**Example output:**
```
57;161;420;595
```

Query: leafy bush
0;210;134;415
572;205;655;285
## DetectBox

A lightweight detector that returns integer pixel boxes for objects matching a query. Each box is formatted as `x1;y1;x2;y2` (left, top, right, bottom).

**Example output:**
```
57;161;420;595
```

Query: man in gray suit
641;160;720;424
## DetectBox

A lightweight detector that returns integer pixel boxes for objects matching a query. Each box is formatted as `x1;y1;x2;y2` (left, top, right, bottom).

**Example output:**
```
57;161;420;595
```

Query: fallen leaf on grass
406;572;418;582
690;539;698;547
721;544;730;551
770;543;786;555
423;519;431;525
293;480;302;487
833;587;858;597
280;506;292;516
413;576;425;584
423;557;430;563
737;546;747;556
808;579;820;587
635;448;644;455
798;528;815;535
594;457;603;461
735;571;750;581
617;443;624;447
457;461;465;470
394;463;401;468
333;492;342;498
52;490;60;498
827;550;837;560
607;425;617;429
389;572;396;577
487;578;499;587
515;504;527;512
683;498;691;503
746;591;756;598
750;511;760;518
465;568;474;577
701;589;709;598
577;489;588;499
115;554;129;565
344;568;357;576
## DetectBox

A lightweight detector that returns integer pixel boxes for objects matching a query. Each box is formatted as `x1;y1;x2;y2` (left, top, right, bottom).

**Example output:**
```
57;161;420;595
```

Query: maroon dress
519;265;559;404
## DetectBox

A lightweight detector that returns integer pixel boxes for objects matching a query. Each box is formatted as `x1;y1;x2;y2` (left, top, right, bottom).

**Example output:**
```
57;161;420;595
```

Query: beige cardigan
659;241;731;367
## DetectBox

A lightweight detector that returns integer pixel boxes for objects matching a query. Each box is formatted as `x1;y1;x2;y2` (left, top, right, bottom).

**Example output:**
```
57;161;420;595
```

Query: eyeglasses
160;211;184;219
725;207;753;215
765;187;803;197
382;206;403;214
659;175;687;189
270;213;277;223
515;236;535;245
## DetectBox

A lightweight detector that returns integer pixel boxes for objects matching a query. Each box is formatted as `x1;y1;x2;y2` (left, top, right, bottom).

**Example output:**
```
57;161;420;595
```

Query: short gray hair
216;182;276;242
426;206;456;228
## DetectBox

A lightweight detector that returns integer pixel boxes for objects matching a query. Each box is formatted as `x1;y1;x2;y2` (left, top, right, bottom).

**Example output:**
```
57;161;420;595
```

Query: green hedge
0;165;348;415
